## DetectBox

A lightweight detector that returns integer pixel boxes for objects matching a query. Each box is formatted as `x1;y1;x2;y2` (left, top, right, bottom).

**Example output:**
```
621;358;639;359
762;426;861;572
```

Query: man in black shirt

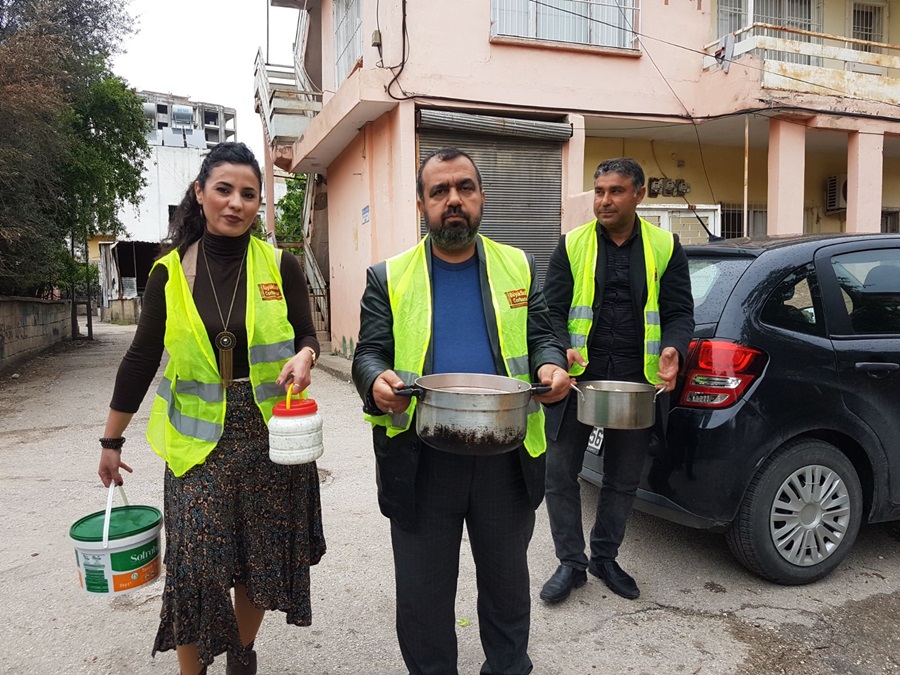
539;158;694;603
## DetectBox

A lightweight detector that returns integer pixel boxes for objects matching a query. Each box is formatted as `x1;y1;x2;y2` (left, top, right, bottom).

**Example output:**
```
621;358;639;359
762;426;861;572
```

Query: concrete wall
325;103;418;358
100;299;141;325
0;298;71;373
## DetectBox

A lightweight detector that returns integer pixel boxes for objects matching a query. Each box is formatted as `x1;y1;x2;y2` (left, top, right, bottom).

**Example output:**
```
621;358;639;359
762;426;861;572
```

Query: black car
581;233;900;584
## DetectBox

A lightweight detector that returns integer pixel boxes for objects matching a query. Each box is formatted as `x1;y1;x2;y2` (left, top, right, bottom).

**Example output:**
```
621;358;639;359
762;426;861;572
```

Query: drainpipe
743;114;749;237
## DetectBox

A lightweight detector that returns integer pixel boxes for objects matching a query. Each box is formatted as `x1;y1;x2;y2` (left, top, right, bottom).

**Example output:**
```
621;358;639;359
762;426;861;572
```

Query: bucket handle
102;483;130;549
284;387;309;410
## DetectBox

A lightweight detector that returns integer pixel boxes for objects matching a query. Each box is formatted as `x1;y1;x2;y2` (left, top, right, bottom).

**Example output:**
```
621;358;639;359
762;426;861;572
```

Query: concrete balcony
703;23;900;110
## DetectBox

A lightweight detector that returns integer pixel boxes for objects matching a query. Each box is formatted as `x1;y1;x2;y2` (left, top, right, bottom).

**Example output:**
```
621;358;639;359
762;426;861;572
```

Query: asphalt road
0;322;898;674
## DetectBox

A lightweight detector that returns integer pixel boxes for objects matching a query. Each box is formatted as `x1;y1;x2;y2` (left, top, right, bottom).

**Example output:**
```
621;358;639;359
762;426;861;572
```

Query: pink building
254;0;900;357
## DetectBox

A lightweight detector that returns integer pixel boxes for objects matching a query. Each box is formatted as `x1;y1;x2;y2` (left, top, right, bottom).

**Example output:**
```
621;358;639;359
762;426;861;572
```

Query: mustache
442;205;468;221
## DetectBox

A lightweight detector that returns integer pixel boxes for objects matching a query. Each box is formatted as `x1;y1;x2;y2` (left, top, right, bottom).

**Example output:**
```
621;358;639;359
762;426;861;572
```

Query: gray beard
426;213;481;253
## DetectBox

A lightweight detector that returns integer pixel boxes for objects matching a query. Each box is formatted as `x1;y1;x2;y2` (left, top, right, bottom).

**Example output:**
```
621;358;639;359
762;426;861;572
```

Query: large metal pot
571;380;661;430
395;373;549;455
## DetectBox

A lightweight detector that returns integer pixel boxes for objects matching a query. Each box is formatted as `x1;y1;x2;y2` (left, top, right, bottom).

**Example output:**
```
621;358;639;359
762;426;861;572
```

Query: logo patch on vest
505;288;528;309
258;283;283;301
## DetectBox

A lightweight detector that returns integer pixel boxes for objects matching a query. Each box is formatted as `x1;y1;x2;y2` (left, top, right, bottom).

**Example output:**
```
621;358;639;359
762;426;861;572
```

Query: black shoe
540;565;587;603
226;642;257;675
588;560;640;599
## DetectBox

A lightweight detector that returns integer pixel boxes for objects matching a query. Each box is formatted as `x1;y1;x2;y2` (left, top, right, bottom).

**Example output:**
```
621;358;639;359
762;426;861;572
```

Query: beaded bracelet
100;437;126;451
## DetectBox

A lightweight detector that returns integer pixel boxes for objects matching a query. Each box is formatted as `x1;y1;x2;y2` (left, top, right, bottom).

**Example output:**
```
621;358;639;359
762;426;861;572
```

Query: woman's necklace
201;239;247;387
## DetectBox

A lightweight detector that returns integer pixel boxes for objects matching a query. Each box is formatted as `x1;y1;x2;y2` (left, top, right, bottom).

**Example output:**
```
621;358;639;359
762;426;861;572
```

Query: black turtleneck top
110;230;319;413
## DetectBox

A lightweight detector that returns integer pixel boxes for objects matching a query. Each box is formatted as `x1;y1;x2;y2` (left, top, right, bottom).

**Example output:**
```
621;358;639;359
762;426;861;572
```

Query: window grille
852;3;884;53
334;0;362;85
716;0;823;65
492;0;639;50
720;203;768;238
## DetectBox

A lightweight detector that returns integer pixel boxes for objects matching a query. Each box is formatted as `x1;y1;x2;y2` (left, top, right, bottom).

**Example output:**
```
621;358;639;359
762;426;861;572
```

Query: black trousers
545;394;651;569
390;445;536;675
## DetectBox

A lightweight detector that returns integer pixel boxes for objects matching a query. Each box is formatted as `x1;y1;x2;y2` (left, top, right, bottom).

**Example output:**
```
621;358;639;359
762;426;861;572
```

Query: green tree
275;175;308;242
0;14;72;296
0;0;148;298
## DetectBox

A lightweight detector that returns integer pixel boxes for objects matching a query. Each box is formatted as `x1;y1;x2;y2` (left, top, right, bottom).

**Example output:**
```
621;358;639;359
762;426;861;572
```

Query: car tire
725;438;863;585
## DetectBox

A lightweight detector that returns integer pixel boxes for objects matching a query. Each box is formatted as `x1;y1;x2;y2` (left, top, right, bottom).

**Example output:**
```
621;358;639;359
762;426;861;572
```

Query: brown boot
226;642;257;675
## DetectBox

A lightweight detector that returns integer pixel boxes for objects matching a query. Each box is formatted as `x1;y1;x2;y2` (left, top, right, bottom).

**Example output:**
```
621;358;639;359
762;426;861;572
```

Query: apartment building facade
255;0;900;356
98;92;237;313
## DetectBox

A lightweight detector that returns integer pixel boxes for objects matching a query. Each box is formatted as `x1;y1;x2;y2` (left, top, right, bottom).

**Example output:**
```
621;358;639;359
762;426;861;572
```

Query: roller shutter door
417;111;571;285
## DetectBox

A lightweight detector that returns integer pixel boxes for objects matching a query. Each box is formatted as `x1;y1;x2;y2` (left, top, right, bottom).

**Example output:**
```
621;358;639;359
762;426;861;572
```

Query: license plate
586;427;604;455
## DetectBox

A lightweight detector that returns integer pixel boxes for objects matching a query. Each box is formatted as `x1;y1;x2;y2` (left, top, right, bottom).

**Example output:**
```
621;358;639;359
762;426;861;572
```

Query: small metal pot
395;373;550;455
571;380;661;430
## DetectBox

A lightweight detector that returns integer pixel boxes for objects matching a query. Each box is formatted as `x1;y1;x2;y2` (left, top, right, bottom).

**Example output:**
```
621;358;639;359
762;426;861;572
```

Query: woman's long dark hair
158;141;263;257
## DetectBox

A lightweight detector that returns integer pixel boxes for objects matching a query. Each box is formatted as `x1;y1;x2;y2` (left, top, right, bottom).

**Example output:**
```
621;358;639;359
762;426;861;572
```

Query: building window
717;0;823;65
717;0;745;35
334;0;362;84
852;2;885;50
720;204;768;238
492;0;639;50
882;210;899;233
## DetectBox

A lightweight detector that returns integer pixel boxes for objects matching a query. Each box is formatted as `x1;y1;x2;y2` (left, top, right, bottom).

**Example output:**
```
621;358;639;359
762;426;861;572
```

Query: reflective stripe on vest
565;218;674;384
364;235;547;457
146;237;295;477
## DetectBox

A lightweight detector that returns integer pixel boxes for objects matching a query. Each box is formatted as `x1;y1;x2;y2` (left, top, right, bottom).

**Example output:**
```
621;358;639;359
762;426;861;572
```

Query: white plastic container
268;391;324;465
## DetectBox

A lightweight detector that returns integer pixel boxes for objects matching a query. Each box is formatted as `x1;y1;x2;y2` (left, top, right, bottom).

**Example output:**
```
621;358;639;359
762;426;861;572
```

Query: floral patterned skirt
152;380;326;666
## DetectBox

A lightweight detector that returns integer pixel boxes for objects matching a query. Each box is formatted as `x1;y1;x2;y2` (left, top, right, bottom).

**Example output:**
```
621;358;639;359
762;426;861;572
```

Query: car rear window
687;256;753;324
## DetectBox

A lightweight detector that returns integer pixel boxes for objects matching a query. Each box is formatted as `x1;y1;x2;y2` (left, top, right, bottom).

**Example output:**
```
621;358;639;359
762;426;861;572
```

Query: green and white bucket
69;484;162;595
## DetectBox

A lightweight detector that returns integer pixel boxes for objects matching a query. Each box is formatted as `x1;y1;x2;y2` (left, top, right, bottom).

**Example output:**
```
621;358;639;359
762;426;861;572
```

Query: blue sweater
431;255;496;375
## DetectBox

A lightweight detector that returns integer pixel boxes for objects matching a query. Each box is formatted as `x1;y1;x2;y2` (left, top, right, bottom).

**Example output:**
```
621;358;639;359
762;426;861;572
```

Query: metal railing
254;48;297;142
293;9;321;103
301;177;329;336
704;22;900;76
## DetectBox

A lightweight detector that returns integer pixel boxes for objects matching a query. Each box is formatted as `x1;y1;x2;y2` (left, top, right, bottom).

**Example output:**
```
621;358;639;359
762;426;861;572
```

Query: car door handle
855;362;900;378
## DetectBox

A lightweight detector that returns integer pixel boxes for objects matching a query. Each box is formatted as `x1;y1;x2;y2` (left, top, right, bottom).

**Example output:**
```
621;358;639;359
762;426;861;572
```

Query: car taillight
679;340;767;408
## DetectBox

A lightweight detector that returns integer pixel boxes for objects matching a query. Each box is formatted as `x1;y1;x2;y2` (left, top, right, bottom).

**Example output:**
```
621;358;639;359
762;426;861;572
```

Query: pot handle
530;385;552;396
394;386;425;398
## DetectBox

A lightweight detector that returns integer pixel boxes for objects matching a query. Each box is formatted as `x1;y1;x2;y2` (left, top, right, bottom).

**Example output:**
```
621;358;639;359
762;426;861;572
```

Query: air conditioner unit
825;174;848;212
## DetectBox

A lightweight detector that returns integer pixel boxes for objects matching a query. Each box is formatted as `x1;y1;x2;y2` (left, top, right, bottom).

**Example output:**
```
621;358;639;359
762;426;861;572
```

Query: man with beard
352;147;570;675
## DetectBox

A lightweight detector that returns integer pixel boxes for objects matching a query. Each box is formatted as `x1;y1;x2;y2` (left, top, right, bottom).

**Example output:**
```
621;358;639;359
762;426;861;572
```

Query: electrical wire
528;0;720;201
385;0;414;100
528;0;900;113
650;139;720;240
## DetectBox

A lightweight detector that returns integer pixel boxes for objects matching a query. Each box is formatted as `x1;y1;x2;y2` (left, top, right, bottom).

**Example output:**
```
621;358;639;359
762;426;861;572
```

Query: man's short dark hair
416;147;483;199
593;158;645;192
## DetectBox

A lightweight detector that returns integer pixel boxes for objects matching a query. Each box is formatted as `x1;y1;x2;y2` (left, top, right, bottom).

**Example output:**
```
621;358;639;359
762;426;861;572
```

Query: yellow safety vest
364;234;547;457
146;237;296;476
565;217;674;384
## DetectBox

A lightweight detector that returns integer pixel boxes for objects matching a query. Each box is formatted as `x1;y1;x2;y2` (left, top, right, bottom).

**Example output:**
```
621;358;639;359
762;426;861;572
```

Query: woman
98;142;326;675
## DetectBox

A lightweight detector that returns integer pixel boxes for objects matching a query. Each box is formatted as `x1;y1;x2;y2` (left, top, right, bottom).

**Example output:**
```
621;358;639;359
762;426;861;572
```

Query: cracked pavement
1;322;898;674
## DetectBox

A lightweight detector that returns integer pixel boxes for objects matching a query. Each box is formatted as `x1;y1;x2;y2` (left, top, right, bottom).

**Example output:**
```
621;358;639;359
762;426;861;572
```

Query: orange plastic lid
272;398;318;416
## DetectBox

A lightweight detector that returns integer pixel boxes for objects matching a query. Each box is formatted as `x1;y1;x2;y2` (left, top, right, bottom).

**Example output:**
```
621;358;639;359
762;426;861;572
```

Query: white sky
111;0;300;165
